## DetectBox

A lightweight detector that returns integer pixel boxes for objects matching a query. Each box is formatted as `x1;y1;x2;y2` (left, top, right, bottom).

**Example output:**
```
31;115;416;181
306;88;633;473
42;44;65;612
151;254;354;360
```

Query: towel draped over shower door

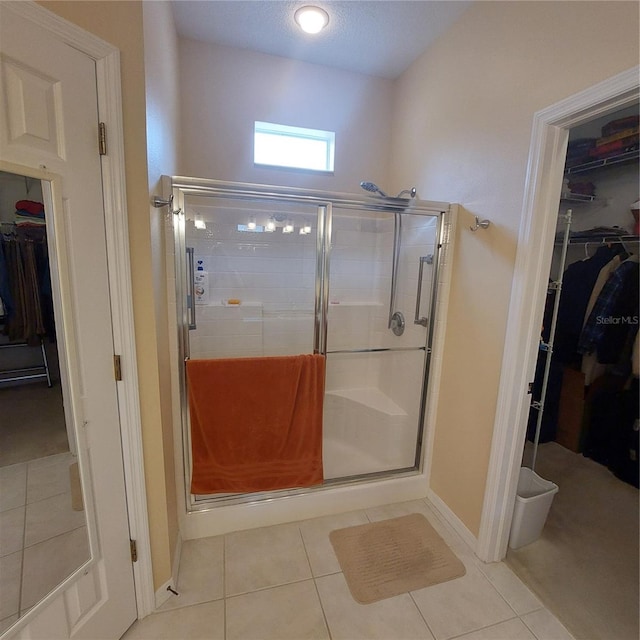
186;353;325;493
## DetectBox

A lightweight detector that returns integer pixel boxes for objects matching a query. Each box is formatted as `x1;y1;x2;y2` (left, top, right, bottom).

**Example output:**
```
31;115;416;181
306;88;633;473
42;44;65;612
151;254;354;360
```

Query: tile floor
0;452;90;634
123;499;575;640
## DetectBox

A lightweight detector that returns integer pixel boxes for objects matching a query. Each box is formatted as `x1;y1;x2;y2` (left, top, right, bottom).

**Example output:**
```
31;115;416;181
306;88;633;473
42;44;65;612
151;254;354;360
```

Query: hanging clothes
0;238;14;319
554;244;622;365
578;255;639;367
1;227;53;345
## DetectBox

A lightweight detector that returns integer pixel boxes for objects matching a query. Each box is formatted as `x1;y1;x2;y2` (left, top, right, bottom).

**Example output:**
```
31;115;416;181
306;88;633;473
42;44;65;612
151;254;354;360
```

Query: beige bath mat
329;513;466;604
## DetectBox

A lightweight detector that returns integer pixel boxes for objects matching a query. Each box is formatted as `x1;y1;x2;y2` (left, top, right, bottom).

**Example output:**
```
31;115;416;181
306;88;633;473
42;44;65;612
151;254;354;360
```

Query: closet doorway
506;106;639;640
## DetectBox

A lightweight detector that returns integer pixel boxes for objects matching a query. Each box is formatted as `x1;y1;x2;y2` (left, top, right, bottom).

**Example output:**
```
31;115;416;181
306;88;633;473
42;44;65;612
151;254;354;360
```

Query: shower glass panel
323;208;439;479
183;196;318;359
169;178;446;509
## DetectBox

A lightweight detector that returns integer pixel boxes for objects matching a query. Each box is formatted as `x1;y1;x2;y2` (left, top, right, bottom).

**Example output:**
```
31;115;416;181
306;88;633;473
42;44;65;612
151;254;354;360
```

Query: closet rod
555;235;640;246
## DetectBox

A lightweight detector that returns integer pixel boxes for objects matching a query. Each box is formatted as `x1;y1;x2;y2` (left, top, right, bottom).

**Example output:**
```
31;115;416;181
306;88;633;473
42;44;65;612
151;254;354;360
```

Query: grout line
407;590;437;639
17;462;28;618
311;576;333;640
445;615;521;640
222;533;227;640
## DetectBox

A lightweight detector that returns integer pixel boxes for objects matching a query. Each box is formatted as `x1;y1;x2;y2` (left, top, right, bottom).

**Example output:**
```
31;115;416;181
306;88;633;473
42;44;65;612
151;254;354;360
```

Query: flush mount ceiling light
294;6;329;34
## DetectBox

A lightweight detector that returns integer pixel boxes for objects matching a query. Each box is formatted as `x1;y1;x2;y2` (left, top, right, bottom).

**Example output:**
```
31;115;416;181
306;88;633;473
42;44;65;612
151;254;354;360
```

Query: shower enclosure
165;177;448;510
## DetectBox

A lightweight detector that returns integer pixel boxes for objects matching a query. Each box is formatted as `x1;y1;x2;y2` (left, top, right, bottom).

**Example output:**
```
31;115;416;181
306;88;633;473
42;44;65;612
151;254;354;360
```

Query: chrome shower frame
164;176;450;513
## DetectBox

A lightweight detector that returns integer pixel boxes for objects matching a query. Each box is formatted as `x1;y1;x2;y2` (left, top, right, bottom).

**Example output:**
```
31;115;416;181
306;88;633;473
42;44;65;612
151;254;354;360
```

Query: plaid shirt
578;259;638;355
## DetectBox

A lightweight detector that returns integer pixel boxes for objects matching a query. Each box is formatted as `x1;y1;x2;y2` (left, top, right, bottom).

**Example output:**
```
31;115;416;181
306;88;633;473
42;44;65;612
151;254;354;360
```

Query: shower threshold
189;465;422;511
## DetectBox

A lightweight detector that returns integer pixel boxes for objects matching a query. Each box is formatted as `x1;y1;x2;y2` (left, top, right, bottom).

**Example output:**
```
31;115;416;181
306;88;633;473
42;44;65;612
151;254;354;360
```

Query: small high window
254;121;335;173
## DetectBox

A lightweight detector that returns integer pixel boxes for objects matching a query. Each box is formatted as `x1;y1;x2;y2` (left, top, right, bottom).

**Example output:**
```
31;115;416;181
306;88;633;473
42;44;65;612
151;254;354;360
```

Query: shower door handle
414;256;431;327
186;247;197;330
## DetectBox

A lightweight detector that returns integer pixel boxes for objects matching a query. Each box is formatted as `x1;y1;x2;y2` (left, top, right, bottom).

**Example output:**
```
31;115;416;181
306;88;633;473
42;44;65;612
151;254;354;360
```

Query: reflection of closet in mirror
0;170;89;634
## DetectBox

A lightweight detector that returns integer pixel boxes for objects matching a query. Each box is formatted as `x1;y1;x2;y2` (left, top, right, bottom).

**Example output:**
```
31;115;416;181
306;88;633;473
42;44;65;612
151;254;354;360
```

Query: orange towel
186;354;325;494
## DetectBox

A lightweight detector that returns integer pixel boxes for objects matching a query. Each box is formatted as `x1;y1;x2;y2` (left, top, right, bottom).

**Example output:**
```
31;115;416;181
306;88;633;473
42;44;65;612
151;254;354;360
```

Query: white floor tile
477;561;543;615
226;580;328;640
521;608;575;640
122;600;224;640
119;498;581;640
454;618;537;640
26;452;75;503
0;506;25;557
159;536;224;611
0;551;22;621
21;526;90;610
0;464;27;513
410;566;516;640
299;509;369;576
225;522;311;596
24;491;86;547
316;572;435;640
26;452;73;471
0;614;19;636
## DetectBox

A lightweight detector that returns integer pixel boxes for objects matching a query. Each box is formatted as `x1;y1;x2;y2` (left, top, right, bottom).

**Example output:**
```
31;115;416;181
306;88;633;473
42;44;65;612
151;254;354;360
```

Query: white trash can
508;467;559;550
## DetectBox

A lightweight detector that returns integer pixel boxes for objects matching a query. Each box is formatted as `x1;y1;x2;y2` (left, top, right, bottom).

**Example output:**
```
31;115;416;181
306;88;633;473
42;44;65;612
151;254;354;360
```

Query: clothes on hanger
578;254;639;367
1;222;54;345
554;244;624;365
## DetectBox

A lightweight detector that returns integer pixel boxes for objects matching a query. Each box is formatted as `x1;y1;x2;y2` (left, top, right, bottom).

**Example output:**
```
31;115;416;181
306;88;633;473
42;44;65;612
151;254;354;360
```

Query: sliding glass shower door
170;178;445;505
323;207;440;479
182;196;319;359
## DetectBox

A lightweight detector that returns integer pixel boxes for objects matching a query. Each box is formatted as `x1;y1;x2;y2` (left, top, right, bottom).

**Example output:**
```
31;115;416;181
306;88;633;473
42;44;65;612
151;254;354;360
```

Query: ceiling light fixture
294;6;329;34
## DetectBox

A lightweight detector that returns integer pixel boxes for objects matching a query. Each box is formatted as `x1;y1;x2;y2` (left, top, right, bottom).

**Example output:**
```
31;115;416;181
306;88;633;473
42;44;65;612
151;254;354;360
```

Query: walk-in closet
506;107;639;640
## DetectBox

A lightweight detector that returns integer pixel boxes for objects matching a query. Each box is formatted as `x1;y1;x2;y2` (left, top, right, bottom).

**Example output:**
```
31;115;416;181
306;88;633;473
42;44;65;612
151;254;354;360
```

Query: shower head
360;181;387;197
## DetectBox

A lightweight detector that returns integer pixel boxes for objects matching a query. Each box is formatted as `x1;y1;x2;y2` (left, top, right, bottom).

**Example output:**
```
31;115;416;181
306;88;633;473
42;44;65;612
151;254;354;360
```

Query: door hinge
114;354;122;381
98;122;107;156
130;539;138;563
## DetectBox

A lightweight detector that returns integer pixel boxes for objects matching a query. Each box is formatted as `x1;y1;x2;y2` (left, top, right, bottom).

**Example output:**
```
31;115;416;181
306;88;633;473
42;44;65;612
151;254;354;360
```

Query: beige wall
142;0;181;583
390;0;640;534
38;0;174;589
178;39;394;192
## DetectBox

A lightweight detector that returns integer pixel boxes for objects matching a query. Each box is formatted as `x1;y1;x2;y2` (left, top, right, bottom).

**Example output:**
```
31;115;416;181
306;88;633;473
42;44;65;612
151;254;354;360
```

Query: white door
0;5;137;639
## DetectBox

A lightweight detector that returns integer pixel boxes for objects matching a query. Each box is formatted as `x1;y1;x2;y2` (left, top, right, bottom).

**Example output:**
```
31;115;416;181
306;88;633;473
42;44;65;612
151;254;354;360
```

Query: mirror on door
0;170;90;634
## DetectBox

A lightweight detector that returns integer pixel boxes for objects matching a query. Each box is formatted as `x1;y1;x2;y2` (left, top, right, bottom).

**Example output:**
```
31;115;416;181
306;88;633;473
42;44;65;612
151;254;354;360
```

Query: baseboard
172;530;183;588
154;578;173;610
426;488;478;552
154;531;183;610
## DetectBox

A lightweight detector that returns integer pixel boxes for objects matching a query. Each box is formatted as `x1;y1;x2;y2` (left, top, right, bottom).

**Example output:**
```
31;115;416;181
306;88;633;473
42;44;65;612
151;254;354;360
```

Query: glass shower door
323;207;440;479
182;195;319;359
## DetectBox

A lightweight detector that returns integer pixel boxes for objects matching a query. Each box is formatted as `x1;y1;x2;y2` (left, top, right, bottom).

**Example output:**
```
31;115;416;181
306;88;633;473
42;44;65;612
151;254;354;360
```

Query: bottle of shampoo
194;260;209;305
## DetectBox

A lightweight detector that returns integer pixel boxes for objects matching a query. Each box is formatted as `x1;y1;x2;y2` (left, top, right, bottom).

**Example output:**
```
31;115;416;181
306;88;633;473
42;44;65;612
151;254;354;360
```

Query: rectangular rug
329;513;466;604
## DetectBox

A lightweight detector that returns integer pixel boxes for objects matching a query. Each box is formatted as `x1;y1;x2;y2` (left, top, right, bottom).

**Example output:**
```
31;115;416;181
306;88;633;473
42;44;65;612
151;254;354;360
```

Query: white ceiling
171;1;472;79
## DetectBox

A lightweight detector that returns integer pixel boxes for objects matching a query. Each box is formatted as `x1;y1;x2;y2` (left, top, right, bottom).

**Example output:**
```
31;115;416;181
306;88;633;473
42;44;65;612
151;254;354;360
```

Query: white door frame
9;1;155;616
477;66;640;563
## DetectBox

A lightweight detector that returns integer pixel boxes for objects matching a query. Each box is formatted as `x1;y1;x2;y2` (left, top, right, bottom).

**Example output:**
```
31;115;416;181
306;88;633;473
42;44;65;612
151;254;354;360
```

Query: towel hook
470;216;491;232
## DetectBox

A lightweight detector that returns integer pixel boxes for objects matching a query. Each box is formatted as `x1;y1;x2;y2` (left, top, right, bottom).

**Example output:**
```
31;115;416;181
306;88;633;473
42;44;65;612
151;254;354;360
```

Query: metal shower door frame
166;176;448;511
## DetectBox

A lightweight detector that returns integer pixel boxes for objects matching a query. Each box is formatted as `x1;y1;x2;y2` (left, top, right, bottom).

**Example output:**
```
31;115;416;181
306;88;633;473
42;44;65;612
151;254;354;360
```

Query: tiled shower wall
184;208;435;360
186;209;438;358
